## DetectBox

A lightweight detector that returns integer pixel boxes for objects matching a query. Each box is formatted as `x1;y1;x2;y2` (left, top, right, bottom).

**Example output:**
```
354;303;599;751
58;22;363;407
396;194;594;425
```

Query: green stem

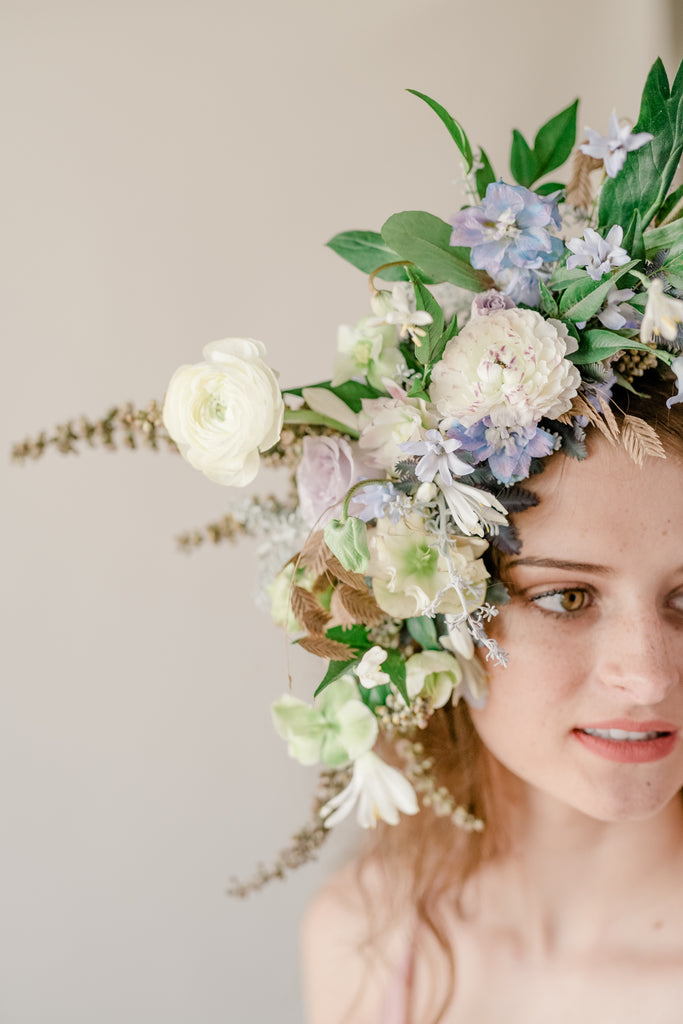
341;478;389;519
282;409;360;439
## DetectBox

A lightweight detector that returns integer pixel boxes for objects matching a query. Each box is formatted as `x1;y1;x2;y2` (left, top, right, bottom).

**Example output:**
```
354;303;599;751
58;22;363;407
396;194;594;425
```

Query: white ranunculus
430;308;580;428
162;338;284;486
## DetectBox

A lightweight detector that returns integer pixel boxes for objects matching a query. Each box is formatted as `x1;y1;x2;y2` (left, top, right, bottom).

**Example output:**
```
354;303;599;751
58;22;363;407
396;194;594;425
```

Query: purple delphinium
451;181;563;304
400;429;473;488
448;418;557;485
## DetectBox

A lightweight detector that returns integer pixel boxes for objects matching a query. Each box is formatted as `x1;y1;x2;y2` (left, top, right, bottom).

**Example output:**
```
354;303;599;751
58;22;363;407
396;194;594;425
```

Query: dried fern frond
620;415;666;466
12;401;174;463
297;633;358;660
565;148;603;209
226;766;351;898
291;586;330;633
567;393;620;445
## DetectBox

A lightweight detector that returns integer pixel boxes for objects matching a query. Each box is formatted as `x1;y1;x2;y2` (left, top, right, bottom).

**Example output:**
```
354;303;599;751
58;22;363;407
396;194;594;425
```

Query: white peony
163;338;284;486
430;308;580;428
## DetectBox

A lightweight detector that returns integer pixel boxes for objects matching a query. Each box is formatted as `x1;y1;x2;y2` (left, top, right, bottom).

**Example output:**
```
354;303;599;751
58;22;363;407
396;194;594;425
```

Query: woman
301;379;683;1022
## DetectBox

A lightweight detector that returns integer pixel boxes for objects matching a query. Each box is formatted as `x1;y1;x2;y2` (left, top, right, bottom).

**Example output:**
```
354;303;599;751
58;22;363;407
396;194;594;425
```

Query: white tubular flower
565;226;630;282
355;646;390;689
441;617;475;659
430;307;580;429
405;650;462;708
163;338;284;486
373;284;432;342
320;751;418;829
441;481;508;537
640;278;683;345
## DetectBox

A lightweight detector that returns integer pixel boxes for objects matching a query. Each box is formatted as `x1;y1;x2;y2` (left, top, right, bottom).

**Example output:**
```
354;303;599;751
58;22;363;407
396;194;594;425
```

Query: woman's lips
572;720;678;763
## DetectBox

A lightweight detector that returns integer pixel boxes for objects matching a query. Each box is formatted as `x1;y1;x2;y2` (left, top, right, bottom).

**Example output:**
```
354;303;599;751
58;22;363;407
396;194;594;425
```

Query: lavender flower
400;429;473;487
566;226;630;282
448;418;557;485
580;111;653;178
470;289;516;318
450;181;563;288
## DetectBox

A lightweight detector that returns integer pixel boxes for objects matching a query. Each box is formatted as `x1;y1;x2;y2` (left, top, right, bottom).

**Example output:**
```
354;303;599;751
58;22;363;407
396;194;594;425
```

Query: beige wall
3;2;679;1021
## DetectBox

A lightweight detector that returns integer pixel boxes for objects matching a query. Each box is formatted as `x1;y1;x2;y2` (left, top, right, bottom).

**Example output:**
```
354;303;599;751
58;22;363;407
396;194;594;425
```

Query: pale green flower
405;650;462;707
267;564;319;631
271;676;378;768
368;514;489;619
331;318;406;389
640;278;683;344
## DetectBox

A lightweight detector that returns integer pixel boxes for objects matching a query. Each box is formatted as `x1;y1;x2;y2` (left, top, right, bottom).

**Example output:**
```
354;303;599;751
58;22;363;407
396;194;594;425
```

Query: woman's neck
465;767;683;958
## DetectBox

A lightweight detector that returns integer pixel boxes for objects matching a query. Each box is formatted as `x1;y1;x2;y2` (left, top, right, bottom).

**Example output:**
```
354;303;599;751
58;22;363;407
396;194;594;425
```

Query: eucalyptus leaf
535;181;565;196
326;230;410;280
407;88;473;172
381;210;490;292
598;58;683;233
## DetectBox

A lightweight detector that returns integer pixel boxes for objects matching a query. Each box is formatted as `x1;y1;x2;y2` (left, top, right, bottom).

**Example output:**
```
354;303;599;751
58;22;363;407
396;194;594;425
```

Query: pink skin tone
470;439;683;824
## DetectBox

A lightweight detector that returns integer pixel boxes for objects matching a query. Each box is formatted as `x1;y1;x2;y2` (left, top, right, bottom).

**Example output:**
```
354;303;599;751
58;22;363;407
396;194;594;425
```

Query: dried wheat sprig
565;149;603;210
12;401;175;463
226;766;351;898
176;495;296;550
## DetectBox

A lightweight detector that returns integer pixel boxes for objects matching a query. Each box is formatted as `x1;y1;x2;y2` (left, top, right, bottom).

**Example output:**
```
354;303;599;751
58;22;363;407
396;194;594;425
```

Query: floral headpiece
15;59;683;893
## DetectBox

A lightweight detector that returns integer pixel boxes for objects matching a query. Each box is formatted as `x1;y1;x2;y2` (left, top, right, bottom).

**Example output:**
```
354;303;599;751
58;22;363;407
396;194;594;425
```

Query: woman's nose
595;608;680;705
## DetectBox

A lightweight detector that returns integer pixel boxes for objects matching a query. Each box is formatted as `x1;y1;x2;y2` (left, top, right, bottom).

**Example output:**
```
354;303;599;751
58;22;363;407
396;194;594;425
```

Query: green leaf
662;253;683;291
644;219;683;261
325;624;372;649
535;181;565;196
569;329;656;365
406;616;441;651
655;182;683;225
510;100;578;188
407;88;473;172
406;266;444;366
474;146;496;199
285;379;381;412
548;266;589;290
323;517;370;573
314;658;359;697
510;129;536;188
383;648;408;705
622;209;645;262
532;99;578;178
598;58;683;233
538;278;559;317
558;261;638;322
326;230;411;280
381;210;490;291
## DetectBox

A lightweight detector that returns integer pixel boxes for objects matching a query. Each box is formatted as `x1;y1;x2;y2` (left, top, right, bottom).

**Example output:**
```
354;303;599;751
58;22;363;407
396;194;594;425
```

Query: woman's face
470;439;683;823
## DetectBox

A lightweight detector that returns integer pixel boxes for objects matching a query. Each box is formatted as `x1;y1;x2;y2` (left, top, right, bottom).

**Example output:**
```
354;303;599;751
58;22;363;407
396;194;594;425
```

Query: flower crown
14;58;683;893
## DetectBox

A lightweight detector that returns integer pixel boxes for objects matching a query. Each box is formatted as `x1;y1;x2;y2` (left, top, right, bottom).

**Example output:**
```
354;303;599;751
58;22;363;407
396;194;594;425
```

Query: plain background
2;2;681;1021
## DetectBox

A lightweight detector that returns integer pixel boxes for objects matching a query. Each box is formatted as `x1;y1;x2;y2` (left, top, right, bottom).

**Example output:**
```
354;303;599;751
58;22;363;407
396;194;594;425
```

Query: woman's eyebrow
506;556;612;574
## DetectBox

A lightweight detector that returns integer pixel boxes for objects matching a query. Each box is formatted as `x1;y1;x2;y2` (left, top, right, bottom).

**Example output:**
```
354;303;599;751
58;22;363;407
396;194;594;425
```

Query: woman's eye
530;588;589;615
668;590;683;612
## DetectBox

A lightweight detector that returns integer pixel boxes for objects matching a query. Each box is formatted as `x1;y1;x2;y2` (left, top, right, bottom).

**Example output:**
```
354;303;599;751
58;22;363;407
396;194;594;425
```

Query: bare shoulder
301;856;414;1024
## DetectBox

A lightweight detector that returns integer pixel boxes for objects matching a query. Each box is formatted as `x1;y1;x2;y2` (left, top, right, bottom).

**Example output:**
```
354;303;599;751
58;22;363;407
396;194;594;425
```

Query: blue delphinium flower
448;418;557;485
450;181;563;304
400;429;473;488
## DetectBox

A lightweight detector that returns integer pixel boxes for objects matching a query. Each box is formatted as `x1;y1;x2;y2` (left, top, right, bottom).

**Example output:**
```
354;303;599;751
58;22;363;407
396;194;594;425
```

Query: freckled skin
471;441;683;822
